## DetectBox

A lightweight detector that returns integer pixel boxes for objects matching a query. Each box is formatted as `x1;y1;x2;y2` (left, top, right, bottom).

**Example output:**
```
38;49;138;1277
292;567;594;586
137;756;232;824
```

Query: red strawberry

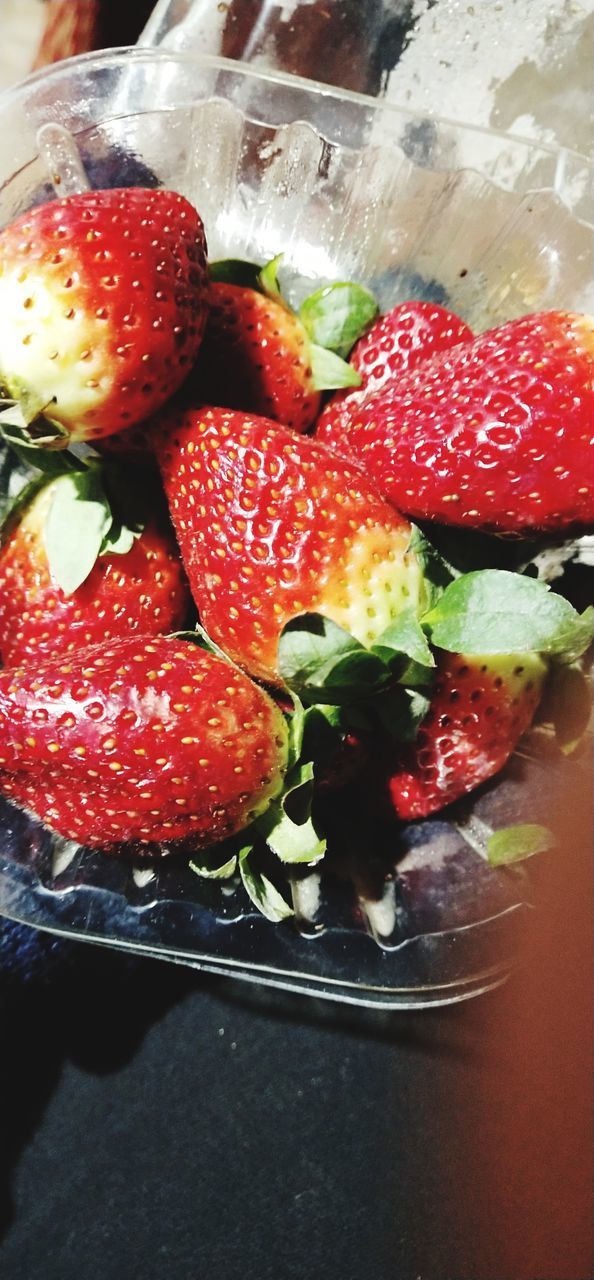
94;421;154;460
317;310;594;533
378;650;548;819
0;188;208;442
155;406;428;684
0;636;288;849
317;300;473;446
0;477;190;665
188;280;322;431
186;262;371;432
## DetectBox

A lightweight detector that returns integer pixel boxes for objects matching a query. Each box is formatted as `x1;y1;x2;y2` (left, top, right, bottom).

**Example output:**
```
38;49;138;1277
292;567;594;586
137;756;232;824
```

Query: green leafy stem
0;429;147;594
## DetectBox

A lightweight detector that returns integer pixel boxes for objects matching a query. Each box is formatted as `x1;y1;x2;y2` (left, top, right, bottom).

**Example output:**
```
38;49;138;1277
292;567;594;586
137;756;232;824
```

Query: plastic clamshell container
0;49;591;1007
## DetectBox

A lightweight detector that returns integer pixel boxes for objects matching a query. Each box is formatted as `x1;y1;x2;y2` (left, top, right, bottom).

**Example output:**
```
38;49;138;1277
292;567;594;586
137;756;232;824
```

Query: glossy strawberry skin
0;480;190;666
0;188;209;441
379;650;548;819
187;282;320;431
155;406;427;684
316;300;473;446
0;637;288;849
318;310;594;533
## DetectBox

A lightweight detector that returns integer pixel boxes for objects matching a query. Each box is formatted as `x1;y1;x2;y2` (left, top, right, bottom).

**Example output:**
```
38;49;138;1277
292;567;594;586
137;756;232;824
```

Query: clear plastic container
0;48;591;1007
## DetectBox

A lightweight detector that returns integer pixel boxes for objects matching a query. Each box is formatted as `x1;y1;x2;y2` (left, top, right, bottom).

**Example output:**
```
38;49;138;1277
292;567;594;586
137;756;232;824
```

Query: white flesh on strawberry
0;257;114;430
319;523;427;646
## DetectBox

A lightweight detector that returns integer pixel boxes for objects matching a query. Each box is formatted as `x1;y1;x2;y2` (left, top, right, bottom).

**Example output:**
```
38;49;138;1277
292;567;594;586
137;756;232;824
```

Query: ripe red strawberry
0;188;209;442
317;300;473;446
317;310;594;533
0;636;288;849
155;406;428;684
186;262;372;432
188;280;322;431
94;421;154;460
0;477;190;665
378;650;548;819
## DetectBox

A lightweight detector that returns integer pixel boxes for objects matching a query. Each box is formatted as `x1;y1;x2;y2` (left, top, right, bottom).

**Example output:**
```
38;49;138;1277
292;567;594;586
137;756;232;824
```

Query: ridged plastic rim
0;45;591;170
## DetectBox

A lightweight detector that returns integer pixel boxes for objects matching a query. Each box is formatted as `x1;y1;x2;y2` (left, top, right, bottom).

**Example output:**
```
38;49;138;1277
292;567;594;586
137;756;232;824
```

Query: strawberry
0;636;289;849
190;279;321;431
317;310;594;534
0;475;190;666
186;259;374;432
376;649;548;819
278;567;592;820
0;188;208;443
155;406;428;684
93;421;154;461
316;300;473;446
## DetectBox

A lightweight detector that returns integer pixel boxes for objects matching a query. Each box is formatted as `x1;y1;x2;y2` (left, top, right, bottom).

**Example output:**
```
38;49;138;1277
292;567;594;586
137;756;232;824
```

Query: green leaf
16;386;62;428
309;343;362;392
209;258;262;289
209;254;288;308
409;524;456;608
189;851;238;880
372;610;435;669
258;253;284;302
0;473;47;542
487;823;555;866
278;613;388;704
44;470;113;595
541;663;592;754
0;403;68;449
299;282;378;359
100;522;139;557
256;760;326;865
286;690;306;770
312;649;389;703
1;421;80;477
423;570;594;662
238;848;294;922
279;614;363;685
376;684;432;742
300;702;344;760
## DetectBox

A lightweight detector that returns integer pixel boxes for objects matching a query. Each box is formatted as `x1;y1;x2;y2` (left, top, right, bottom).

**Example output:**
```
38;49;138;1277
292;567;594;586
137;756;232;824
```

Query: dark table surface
1;797;592;1280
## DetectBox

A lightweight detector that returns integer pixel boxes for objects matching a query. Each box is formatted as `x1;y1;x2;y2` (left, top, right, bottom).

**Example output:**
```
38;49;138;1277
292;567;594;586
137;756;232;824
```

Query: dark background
1;788;591;1280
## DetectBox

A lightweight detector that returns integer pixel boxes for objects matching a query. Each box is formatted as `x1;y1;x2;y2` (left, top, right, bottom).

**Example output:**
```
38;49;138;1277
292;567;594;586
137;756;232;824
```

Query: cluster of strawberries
0;187;591;898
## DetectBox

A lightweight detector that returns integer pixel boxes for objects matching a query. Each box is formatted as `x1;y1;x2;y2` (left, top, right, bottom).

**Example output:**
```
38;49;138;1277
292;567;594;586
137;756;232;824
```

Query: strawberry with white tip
378;649;548;819
0;187;209;444
155;405;428;685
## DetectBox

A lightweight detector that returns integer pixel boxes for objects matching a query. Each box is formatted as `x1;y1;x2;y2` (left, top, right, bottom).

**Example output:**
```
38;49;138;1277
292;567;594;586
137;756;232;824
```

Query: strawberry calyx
277;568;594;742
0;438;147;594
278;610;436;744
209;254;378;391
422;570;594;664
190;836;298;923
0;394;70;450
179;628;327;890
